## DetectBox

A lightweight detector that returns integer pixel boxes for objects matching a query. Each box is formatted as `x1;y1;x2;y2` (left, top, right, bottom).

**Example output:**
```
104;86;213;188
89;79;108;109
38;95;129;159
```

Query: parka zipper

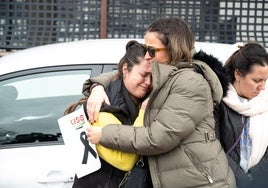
202;171;213;183
185;148;214;184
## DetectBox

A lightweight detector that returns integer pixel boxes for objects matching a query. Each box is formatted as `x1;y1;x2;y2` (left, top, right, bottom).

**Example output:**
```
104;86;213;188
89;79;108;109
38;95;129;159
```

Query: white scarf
223;83;268;170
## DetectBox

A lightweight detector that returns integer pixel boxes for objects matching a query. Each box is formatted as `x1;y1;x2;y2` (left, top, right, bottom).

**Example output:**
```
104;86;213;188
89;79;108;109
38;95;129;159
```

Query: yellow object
92;110;144;171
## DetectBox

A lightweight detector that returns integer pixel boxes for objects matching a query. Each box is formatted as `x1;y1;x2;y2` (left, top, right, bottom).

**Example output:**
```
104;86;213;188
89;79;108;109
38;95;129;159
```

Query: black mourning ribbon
80;131;97;164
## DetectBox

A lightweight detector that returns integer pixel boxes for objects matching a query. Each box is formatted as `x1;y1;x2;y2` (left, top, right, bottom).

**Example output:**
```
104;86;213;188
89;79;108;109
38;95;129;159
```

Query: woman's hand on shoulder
87;85;110;123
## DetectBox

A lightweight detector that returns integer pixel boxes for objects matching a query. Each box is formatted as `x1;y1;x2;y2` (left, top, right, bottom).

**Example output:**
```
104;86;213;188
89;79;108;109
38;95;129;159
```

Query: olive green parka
83;52;236;188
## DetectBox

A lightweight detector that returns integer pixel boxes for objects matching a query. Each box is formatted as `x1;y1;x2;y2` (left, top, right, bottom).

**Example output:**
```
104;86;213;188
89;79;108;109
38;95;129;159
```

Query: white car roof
0;38;238;76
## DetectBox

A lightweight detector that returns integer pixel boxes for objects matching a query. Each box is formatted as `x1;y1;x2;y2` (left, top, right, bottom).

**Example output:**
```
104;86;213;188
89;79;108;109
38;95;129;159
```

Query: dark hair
146;17;195;65
224;41;268;84
117;40;147;79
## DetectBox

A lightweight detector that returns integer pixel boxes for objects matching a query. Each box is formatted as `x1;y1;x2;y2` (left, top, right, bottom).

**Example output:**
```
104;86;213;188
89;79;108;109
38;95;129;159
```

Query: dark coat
215;101;268;188
102;79;139;124
74;79;141;188
205;48;268;188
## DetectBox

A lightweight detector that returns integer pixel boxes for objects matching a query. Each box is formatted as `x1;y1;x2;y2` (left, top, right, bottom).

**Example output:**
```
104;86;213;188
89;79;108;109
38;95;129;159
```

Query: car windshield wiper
2;132;61;144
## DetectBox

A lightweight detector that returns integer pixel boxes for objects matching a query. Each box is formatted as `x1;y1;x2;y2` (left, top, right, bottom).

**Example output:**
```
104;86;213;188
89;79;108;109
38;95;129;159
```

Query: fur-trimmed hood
193;50;229;97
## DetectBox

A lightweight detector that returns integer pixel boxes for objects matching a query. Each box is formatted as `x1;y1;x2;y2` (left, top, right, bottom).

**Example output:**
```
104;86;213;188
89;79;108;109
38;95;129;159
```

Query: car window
0;69;90;147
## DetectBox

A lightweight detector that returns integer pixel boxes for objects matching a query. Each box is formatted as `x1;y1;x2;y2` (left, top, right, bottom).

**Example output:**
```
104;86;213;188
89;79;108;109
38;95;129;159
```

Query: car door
0;64;117;188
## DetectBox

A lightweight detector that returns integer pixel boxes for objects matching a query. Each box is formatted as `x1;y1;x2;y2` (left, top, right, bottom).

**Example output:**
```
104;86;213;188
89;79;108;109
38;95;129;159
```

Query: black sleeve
82;78;94;97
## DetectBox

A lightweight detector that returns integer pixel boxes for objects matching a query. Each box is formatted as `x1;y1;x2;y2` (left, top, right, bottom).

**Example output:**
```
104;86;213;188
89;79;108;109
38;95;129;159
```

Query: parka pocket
184;147;214;184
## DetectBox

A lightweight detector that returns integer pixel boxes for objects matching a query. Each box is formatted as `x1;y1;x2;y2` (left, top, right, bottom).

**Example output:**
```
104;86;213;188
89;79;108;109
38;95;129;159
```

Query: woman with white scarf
215;41;268;188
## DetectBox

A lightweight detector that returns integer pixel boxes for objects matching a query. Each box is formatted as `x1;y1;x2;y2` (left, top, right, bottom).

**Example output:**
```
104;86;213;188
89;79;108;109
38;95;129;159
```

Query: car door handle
37;176;74;183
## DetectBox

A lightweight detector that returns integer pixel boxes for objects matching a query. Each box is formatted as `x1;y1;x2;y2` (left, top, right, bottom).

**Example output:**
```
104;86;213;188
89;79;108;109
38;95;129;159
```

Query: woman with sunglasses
84;17;236;187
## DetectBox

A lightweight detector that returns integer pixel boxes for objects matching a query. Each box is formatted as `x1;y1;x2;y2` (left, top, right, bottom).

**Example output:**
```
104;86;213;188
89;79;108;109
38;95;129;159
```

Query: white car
0;38;235;188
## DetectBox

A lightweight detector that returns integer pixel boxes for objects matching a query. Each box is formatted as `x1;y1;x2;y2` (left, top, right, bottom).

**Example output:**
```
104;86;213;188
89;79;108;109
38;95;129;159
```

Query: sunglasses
144;45;166;57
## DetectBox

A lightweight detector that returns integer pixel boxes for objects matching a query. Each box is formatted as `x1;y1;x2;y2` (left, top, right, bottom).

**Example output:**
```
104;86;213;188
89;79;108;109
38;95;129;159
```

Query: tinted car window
0;65;117;147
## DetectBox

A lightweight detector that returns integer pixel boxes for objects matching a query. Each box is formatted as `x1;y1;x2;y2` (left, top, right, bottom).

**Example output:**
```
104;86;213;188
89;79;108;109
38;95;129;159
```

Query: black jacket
84;78;139;125
215;92;268;188
102;78;139;124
